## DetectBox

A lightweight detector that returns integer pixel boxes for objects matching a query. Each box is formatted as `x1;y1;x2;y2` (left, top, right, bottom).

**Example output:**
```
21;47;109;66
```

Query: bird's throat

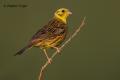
54;15;67;24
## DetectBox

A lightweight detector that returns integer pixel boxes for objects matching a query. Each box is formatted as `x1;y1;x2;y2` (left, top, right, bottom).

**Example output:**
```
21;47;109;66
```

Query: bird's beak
68;11;72;15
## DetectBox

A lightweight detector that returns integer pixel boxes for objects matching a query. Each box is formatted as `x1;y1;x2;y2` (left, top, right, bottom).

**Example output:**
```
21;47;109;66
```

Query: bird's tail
14;44;33;56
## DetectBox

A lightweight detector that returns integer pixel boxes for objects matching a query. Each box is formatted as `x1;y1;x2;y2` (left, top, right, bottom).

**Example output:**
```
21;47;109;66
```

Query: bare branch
38;17;86;80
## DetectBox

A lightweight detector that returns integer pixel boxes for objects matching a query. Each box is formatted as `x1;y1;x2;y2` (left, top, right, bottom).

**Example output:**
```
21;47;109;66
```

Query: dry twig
38;17;86;80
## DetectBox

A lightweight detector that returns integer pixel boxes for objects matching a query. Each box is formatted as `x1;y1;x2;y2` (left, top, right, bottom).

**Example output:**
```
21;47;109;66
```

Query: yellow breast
34;36;64;48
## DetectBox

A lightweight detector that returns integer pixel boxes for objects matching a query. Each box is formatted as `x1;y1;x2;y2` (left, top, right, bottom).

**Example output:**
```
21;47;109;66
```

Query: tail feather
14;44;32;56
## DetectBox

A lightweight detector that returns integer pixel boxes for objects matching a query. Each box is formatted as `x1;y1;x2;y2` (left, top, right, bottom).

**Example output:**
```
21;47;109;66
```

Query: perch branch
38;17;86;80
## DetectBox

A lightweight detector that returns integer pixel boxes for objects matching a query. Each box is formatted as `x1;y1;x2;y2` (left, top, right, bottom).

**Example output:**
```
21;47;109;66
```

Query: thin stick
38;17;86;80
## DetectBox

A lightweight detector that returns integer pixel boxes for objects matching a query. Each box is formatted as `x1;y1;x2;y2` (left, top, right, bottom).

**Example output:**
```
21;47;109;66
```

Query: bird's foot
51;46;61;54
56;47;61;53
48;58;52;64
54;47;61;55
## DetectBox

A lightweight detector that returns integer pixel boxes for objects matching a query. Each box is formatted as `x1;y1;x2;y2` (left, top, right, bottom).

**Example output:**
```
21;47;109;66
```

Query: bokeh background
0;0;120;80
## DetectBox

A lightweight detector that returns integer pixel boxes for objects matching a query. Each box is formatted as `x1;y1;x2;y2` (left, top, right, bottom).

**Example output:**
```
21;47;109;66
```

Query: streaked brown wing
30;18;67;44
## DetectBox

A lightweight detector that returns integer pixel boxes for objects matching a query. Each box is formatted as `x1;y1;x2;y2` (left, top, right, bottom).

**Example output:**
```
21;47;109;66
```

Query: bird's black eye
62;10;65;12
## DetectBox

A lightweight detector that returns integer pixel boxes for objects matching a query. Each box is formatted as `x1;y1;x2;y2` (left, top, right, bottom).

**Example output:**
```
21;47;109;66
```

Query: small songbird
15;8;72;64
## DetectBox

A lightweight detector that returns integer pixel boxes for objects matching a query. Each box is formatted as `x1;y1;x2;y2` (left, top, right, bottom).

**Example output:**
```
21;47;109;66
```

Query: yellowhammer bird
15;8;72;64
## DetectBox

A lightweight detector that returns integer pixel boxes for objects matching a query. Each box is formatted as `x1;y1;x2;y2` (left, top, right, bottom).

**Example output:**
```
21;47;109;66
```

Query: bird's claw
48;58;52;64
56;47;61;55
56;48;60;53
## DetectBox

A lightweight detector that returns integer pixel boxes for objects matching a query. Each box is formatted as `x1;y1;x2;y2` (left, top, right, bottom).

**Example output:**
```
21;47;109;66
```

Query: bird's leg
52;46;61;54
43;49;52;64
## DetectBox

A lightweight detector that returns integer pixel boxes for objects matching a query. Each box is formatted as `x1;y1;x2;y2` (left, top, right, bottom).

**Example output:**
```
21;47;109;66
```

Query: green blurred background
0;0;120;80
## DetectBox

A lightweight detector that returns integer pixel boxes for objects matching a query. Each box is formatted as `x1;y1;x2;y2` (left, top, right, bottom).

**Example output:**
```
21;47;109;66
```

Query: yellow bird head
54;8;72;24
